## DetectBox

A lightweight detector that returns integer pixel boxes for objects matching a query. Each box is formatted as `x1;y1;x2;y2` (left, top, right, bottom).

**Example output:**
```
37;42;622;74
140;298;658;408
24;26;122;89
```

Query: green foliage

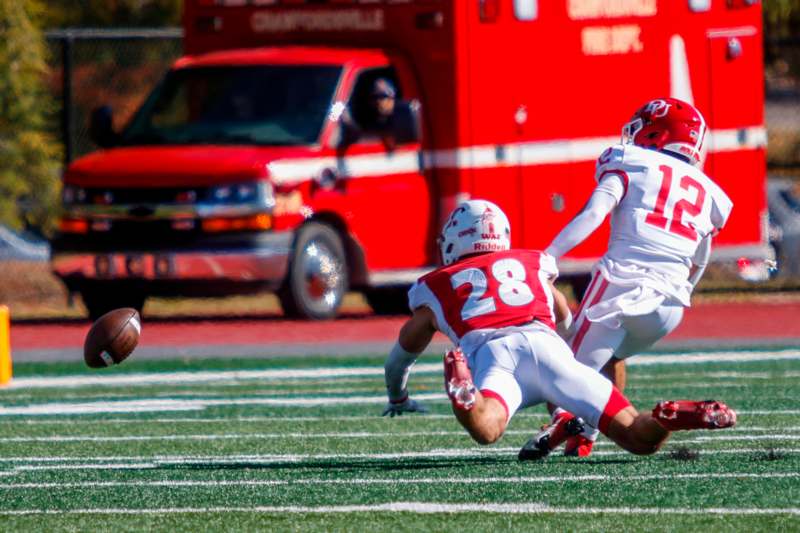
41;0;181;29
0;0;61;234
764;0;800;38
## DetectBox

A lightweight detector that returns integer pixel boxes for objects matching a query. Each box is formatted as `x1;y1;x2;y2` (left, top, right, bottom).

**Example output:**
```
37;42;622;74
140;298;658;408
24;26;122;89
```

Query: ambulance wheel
279;222;348;320
364;286;412;316
81;286;146;322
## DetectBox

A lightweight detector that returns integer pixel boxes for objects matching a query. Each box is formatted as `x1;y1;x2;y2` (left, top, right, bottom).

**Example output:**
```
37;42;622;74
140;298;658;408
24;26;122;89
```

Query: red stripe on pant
574;271;601;319
570;277;609;354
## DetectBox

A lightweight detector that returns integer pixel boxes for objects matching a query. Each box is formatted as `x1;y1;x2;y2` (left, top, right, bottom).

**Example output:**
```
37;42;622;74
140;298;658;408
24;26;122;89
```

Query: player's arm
689;191;733;288
382;306;437;416
548;280;573;338
688;233;712;288
545;176;623;258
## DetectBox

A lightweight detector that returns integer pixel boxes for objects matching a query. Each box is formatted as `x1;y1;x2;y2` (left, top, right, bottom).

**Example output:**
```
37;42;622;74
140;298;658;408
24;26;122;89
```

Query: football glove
382;397;428;417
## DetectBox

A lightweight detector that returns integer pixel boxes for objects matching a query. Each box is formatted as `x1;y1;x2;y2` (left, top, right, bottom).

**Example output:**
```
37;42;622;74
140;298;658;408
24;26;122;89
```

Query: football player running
382;199;736;459
540;98;734;458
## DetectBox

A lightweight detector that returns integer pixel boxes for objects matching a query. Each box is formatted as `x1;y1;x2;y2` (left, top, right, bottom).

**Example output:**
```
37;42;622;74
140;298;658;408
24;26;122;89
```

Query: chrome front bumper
52;235;292;286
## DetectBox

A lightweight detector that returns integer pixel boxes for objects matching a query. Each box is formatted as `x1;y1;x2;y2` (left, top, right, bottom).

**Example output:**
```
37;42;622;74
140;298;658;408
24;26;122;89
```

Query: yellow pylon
0;306;11;385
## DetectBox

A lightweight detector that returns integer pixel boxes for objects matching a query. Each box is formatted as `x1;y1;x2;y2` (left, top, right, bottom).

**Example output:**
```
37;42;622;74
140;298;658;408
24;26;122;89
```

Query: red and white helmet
621;98;708;167
439;200;511;266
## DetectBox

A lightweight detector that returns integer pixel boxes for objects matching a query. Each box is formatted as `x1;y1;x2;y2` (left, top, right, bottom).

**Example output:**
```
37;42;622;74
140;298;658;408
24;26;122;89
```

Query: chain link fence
0;30;183;320
46;28;183;165
765;37;800;170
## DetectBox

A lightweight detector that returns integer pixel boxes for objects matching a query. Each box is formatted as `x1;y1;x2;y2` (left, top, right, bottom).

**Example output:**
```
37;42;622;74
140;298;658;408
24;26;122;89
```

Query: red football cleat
564;434;595;457
444;348;476;411
652;400;737;431
519;411;585;461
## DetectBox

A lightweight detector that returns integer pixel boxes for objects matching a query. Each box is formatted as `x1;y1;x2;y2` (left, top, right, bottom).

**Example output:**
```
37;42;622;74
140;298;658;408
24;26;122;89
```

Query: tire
278;222;348;320
364;286;411;316
81;286;147;322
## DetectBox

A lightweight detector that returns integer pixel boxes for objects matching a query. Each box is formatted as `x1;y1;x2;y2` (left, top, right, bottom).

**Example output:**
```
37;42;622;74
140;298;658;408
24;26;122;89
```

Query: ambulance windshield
121;65;342;147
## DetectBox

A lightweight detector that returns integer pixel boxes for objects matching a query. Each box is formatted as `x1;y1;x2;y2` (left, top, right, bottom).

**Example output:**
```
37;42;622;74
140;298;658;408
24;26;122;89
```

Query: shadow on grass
158;456;511;474
563;458;637;466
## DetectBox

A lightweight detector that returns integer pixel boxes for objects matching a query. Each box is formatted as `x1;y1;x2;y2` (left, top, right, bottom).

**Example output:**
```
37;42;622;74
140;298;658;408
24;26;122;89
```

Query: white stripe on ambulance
267;127;766;185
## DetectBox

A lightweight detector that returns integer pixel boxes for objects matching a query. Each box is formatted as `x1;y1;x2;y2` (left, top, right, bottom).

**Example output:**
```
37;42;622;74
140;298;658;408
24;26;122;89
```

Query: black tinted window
122;65;342;146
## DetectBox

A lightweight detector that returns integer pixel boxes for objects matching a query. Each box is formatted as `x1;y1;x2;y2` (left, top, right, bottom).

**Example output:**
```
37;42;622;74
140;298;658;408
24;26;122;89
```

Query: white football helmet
439;200;511;266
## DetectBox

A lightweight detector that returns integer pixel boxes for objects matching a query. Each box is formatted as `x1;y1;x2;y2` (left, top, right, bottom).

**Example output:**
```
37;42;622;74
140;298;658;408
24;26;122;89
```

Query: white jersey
596;144;732;286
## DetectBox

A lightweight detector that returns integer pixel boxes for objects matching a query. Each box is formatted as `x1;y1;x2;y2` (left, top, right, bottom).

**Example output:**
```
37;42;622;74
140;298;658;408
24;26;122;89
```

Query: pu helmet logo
438;199;511;266
621;97;708;167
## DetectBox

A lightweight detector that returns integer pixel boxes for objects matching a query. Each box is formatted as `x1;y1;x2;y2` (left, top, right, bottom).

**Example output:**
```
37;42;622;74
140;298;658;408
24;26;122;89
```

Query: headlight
62;185;87;205
207;182;267;205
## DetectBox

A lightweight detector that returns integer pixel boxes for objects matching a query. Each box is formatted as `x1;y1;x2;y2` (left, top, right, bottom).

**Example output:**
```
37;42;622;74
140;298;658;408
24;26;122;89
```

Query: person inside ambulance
338;77;419;150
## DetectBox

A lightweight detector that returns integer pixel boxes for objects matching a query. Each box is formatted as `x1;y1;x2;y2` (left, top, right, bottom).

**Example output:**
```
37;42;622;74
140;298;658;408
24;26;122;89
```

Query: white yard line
628;350;800;366
0;414;464;424
0;394;449;416
1;392;798;417
4;412;799;426
5;367;413;390
631;371;800;380
739;410;800;415
0;430;796;444
6;349;800;391
0;386;396;403
0;397;795;417
0;502;797;516
1;472;799;490
2;447;798;472
627;382;781;390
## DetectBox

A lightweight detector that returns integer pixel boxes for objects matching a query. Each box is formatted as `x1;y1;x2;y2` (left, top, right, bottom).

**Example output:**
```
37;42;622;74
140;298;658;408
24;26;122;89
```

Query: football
83;308;142;368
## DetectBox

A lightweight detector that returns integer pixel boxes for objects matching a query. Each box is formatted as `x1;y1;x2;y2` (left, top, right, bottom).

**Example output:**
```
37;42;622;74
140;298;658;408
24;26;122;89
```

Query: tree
764;0;800;38
0;0;61;235
41;0;181;29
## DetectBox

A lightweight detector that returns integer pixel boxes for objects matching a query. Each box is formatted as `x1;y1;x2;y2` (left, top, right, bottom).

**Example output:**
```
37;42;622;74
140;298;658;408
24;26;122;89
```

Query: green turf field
0;349;798;532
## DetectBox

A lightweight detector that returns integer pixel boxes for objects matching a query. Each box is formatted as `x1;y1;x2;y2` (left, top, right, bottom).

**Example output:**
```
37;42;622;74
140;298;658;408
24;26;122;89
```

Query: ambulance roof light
513;0;537;21
688;0;711;10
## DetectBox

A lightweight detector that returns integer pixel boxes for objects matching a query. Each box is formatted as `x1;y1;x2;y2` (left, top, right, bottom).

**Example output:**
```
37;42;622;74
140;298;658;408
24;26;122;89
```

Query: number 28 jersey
407;250;558;348
598;144;733;279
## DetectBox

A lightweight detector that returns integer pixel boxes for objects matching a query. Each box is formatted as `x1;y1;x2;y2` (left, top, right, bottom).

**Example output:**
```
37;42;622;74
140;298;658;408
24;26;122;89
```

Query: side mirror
89;106;118;148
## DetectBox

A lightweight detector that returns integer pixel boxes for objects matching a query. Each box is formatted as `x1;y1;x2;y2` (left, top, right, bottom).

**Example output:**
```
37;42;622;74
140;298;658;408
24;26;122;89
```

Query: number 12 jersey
597;144;733;280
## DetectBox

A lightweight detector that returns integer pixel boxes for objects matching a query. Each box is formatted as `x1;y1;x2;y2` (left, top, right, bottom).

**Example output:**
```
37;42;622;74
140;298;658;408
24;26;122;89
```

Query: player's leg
557;318;625;456
602;403;669;455
518;329;618;460
563;301;683;456
601;357;626;389
604;400;737;455
451;391;508;445
444;339;524;445
615;304;684;361
518;332;737;458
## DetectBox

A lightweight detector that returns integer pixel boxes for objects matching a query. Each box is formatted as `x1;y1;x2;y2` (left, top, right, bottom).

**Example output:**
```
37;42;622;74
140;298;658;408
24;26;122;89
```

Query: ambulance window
340;67;419;146
513;0;538;21
348;67;403;125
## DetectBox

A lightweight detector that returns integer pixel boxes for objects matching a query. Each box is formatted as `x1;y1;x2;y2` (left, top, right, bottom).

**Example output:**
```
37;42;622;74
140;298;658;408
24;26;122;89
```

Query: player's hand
382;397;428;417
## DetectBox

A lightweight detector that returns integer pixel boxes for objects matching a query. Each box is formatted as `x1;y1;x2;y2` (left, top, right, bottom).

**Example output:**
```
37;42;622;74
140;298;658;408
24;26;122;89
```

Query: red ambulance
52;0;768;320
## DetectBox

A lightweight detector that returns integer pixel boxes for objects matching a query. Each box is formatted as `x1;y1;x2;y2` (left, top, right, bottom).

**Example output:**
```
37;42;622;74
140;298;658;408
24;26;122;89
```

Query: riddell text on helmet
474;242;506;251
